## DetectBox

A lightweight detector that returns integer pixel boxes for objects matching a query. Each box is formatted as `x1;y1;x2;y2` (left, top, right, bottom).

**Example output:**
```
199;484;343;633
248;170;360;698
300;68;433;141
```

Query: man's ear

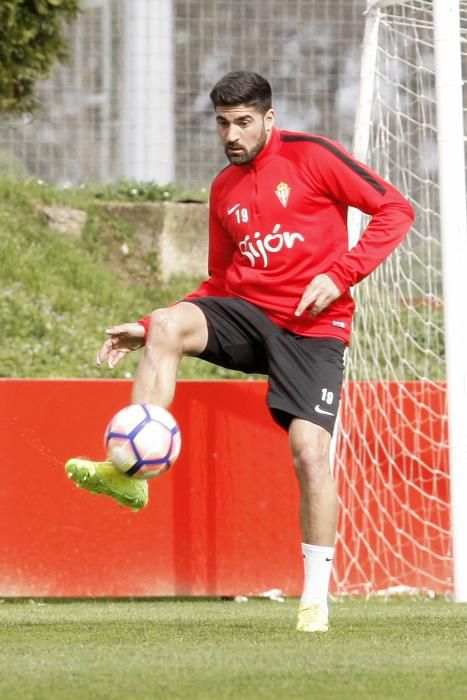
265;108;275;133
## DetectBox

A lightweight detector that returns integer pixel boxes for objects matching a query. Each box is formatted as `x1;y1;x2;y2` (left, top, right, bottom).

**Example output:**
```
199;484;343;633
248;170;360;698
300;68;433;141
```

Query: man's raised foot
65;458;148;511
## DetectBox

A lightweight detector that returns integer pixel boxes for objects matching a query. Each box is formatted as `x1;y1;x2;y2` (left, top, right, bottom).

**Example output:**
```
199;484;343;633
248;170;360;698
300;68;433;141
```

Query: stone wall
39;201;209;281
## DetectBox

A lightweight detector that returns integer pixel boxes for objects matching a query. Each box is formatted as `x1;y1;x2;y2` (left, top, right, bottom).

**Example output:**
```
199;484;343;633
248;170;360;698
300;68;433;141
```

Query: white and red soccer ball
105;404;181;480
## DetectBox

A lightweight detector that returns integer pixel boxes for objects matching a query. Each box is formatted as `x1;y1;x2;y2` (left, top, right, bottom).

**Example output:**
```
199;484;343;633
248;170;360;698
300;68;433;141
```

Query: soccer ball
104;404;181;480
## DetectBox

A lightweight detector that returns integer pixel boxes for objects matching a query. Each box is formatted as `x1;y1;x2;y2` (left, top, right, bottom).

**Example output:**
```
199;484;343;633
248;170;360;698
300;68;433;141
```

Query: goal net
333;0;467;597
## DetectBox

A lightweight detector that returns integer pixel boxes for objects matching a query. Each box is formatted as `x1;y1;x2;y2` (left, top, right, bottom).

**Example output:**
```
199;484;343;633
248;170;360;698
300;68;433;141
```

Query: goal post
334;0;467;601
433;0;467;603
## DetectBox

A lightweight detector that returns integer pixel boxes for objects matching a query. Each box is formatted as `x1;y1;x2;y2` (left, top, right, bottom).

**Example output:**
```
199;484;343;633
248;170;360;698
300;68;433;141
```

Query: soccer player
66;71;414;632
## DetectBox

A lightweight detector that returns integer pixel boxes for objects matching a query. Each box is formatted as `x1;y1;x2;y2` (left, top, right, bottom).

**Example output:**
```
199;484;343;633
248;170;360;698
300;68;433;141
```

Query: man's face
215;104;275;165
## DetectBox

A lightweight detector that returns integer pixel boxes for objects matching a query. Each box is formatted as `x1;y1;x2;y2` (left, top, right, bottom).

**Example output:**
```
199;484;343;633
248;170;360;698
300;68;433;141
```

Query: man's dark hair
209;71;272;113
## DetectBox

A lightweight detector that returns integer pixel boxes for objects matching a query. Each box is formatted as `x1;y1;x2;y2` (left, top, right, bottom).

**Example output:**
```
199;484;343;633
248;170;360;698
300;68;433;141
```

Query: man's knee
146;308;182;352
146;302;208;356
290;425;331;486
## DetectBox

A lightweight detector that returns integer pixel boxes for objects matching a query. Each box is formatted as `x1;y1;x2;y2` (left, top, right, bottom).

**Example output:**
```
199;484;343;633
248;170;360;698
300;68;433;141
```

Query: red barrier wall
0;379;450;597
0;379;300;597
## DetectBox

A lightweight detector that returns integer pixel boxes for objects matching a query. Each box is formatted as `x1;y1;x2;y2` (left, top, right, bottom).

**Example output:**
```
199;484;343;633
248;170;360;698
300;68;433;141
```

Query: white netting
334;0;467;595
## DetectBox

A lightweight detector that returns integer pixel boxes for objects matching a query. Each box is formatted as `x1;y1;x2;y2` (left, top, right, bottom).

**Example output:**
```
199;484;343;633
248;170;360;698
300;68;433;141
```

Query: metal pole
121;0;174;183
331;2;380;470
348;2;380;248
433;0;467;602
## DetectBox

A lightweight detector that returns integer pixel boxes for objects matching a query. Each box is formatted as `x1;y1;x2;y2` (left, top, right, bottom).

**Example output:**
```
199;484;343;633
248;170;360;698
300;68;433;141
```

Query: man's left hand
295;274;341;317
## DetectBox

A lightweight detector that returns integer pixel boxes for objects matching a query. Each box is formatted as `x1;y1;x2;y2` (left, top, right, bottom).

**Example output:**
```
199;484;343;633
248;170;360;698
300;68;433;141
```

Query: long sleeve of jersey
303;138;415;293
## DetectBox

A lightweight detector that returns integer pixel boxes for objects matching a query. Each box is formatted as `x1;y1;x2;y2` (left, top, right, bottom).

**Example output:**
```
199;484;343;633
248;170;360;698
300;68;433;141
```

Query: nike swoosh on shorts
314;405;334;416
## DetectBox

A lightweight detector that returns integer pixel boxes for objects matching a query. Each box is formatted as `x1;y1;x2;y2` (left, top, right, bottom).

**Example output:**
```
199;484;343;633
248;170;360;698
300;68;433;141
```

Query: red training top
140;128;414;344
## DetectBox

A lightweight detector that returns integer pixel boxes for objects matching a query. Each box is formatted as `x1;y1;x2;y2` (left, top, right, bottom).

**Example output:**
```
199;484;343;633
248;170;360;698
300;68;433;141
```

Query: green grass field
1;598;466;700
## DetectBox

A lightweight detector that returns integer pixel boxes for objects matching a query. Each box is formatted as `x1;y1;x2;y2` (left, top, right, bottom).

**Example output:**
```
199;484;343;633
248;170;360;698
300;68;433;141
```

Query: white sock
300;542;334;615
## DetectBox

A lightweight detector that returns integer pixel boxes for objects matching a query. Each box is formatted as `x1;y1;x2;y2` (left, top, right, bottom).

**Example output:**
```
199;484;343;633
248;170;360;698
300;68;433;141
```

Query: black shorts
187;297;346;434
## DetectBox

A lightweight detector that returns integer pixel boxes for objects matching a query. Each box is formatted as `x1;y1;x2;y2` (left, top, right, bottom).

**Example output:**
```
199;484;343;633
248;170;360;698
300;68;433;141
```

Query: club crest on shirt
275;182;291;208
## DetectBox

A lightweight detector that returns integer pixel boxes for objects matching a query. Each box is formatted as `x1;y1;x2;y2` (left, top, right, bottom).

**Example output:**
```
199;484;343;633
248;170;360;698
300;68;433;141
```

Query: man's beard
224;127;267;165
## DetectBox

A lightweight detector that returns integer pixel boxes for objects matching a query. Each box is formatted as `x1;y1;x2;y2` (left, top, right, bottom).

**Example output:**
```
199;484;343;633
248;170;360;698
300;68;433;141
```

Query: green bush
0;0;80;115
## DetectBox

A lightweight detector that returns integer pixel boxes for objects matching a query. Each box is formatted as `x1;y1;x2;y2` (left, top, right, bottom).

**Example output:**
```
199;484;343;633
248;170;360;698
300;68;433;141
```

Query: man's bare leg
66;302;209;509
289;418;337;631
289;418;337;544
132;302;209;407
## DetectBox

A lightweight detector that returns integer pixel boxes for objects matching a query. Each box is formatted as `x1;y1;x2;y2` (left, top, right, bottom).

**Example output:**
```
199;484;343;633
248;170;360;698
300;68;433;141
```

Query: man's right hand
96;322;146;369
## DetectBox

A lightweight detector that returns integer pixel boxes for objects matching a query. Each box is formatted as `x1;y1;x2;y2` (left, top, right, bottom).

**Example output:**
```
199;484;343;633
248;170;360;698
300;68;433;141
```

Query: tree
0;0;80;115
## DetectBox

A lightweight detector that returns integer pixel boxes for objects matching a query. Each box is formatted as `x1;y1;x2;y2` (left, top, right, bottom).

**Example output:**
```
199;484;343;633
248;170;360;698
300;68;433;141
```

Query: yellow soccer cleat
65;458;148;511
296;603;329;633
